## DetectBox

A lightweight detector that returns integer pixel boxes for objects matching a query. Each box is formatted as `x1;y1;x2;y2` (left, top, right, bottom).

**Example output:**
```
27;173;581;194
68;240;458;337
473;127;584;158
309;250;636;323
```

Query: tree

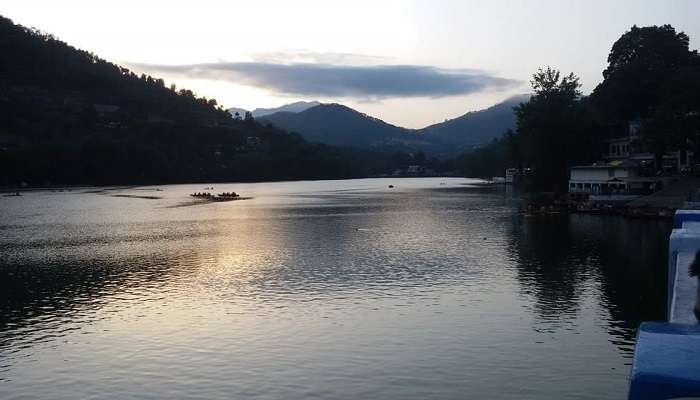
514;67;596;192
644;65;700;166
592;25;700;168
594;25;697;120
530;68;581;99
504;129;522;170
456;137;509;179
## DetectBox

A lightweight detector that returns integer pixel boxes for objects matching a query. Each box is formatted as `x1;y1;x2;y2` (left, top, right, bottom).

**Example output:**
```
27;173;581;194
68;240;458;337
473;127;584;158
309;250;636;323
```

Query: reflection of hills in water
507;214;670;354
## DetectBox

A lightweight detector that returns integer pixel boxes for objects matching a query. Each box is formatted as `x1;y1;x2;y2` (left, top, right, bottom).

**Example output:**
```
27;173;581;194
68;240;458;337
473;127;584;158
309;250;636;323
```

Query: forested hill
261;103;418;147
420;94;528;151
0;16;376;186
259;98;523;156
0;17;232;126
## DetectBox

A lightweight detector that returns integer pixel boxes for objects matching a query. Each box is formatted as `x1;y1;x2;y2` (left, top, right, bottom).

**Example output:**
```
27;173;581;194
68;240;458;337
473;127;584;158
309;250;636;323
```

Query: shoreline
0;175;475;193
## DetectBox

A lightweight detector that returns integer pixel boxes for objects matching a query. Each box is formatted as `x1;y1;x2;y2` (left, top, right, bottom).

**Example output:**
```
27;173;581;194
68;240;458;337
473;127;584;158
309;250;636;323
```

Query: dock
626;177;700;209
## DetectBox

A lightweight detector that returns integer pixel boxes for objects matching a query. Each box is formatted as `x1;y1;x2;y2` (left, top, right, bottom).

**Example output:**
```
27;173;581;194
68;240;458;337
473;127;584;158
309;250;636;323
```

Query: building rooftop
570;160;639;169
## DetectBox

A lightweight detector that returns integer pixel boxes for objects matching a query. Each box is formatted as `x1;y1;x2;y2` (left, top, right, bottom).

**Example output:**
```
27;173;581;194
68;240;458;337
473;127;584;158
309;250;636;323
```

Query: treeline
0;16;452;187
457;24;700;192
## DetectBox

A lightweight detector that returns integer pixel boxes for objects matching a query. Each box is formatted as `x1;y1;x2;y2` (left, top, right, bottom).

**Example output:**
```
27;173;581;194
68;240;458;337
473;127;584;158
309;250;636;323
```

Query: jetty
628;209;700;399
626;176;700;209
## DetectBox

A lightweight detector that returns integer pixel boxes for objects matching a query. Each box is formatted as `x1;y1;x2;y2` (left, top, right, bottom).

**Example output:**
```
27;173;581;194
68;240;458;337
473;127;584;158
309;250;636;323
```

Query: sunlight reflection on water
0;178;669;399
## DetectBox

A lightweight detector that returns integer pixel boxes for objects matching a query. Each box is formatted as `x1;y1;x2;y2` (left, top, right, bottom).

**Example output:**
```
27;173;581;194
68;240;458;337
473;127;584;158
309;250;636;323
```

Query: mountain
259;103;448;153
259;96;528;156
227;101;321;120
259;103;412;148
0;16;380;186
421;94;529;152
252;101;321;118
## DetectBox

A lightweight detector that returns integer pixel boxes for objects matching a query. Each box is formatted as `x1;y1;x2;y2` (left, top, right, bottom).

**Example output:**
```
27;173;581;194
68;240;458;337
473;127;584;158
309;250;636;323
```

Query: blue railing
628;210;700;399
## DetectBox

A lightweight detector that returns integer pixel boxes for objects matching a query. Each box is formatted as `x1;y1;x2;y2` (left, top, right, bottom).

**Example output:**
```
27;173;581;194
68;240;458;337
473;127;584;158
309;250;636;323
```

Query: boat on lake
190;191;241;202
212;192;240;201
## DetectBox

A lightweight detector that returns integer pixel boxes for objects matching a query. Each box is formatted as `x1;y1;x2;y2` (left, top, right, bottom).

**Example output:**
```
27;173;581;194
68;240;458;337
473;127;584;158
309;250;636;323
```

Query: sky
3;0;700;128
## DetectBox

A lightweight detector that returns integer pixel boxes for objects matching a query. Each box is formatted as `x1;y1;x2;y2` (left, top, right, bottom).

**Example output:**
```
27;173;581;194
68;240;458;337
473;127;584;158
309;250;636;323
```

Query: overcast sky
3;0;700;128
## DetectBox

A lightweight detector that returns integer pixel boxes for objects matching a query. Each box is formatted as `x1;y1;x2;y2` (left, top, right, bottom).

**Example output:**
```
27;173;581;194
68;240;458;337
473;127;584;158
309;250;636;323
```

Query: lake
0;178;670;399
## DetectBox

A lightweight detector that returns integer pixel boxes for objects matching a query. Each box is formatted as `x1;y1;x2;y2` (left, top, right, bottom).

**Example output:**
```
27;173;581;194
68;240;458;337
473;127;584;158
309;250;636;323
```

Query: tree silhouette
514;67;598;191
591;25;700;168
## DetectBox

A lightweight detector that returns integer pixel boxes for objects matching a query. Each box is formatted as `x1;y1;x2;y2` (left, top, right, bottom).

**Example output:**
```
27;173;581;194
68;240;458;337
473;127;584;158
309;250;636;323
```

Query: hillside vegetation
0;16;384;186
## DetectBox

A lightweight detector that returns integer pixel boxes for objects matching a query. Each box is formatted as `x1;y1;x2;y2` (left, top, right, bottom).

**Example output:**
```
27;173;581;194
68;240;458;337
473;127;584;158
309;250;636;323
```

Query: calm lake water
0;178;670;399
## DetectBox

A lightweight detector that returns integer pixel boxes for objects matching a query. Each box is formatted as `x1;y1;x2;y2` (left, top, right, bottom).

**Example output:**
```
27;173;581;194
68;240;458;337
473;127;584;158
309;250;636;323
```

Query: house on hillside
603;120;693;173
569;120;692;201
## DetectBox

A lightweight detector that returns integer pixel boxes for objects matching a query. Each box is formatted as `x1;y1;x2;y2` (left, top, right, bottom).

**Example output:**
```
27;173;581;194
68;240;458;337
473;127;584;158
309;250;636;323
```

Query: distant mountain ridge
258;103;419;149
252;101;321;117
420;94;529;152
227;101;321;119
258;95;529;156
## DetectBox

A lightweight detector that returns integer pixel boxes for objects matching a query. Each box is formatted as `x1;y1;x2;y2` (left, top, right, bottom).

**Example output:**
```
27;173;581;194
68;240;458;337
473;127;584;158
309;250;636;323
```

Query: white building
569;120;693;200
569;160;664;199
569;162;637;195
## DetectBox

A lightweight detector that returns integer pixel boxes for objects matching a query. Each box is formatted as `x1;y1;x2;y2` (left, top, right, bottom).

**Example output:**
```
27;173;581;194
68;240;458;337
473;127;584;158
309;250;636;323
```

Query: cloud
129;61;519;99
251;50;391;65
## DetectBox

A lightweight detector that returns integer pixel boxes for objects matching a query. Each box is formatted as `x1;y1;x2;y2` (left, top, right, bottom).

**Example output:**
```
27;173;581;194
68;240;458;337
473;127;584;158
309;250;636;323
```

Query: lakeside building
603;121;694;173
505;168;518;184
569;121;691;200
568;161;657;198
